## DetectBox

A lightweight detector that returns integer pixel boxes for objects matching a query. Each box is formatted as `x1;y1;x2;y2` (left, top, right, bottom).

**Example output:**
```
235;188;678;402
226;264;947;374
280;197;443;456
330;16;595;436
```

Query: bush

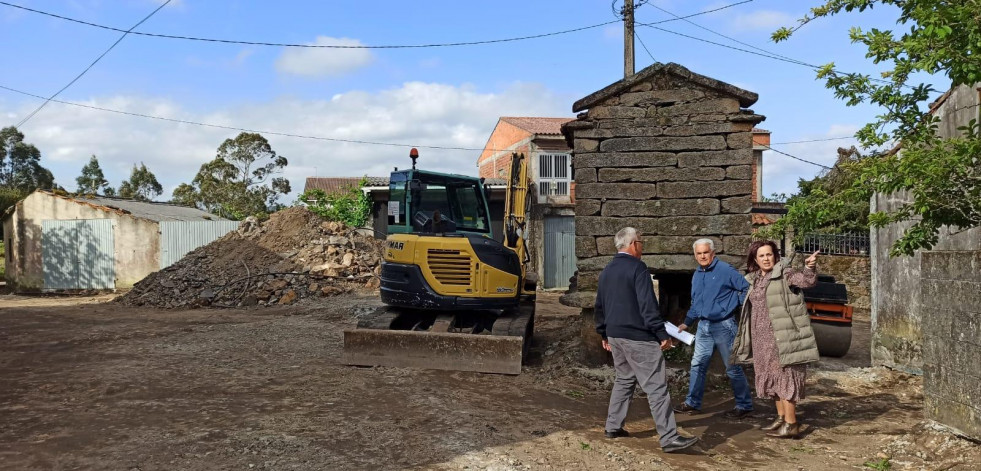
301;177;372;228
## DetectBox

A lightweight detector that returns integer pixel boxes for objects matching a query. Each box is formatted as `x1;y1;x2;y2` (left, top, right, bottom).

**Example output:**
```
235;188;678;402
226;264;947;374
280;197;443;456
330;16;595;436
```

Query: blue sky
0;0;941;202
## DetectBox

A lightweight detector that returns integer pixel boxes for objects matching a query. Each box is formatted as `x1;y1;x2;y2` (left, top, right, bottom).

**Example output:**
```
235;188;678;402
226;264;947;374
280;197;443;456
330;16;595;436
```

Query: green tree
302;178;371;227
118;163;163;201
771;0;981;256
76;155;113;195
172;132;290;220
0;126;55;192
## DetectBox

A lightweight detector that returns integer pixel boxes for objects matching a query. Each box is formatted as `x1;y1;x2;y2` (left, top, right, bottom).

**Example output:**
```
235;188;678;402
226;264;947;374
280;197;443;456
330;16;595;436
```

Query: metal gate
543;216;576;289
42;219;115;290
159;221;240;268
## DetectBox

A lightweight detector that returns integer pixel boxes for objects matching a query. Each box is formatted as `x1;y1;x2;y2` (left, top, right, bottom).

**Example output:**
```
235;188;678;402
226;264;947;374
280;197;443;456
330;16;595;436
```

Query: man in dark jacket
595;227;699;453
674;238;753;418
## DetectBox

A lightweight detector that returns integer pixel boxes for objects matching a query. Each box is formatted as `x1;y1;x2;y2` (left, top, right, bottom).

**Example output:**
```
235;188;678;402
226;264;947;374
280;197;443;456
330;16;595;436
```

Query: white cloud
275;36;374;78
4;81;570;202
729;10;795;33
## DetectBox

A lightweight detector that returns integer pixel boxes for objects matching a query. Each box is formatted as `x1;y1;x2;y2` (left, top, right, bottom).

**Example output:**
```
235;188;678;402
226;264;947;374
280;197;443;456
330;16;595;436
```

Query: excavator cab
342;149;535;374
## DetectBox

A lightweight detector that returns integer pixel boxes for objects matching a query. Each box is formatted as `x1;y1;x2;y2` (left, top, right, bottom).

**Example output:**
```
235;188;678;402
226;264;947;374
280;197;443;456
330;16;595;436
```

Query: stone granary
560;62;765;365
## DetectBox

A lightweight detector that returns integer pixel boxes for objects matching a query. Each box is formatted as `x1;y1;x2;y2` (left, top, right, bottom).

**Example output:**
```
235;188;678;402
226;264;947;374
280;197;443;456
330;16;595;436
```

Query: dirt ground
1;291;978;470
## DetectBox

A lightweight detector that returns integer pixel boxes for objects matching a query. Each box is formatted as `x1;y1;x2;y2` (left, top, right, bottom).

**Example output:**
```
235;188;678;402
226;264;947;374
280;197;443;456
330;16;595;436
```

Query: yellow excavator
342;149;536;374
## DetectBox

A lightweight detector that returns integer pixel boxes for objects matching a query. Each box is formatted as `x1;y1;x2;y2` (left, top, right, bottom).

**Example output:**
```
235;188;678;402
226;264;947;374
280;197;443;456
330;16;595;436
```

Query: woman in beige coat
731;241;820;439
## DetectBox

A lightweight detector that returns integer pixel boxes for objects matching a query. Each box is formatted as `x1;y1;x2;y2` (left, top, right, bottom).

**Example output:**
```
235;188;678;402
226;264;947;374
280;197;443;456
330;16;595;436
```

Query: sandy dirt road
0;291;976;470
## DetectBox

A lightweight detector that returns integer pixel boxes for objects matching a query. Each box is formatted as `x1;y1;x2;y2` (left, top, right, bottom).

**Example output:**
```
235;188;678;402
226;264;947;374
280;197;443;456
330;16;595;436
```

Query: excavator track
342;297;535;375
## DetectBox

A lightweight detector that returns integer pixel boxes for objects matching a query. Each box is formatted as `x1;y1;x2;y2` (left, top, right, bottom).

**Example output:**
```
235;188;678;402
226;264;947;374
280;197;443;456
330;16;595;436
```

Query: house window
538;153;571;197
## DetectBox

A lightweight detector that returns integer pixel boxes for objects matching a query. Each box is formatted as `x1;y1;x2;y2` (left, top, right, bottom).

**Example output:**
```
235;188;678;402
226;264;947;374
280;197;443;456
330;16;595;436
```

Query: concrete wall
4;191;161;291
871;83;981;373
921;251;981;440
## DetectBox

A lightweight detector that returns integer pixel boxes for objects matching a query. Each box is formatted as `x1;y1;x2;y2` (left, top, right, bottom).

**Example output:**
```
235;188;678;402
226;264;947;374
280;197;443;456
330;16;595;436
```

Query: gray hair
615;227;640;250
692;238;715;251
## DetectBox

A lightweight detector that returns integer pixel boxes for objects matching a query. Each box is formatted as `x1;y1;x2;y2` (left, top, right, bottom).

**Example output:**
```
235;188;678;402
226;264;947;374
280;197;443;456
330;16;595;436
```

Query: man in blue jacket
674;238;753;418
595;227;699;453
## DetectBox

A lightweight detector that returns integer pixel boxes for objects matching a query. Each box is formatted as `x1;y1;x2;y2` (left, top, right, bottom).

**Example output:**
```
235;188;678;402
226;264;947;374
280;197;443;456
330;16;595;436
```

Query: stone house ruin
559;62;765;364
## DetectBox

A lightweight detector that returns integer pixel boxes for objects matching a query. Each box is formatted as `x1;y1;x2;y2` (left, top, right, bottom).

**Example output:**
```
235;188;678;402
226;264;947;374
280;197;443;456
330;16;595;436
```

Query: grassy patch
863;458;892;470
579;442;591;451
564;389;584;399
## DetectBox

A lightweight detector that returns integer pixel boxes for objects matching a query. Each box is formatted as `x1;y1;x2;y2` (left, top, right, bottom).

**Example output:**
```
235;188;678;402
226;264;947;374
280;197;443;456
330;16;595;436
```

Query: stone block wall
814;254;871;310
921;250;981;440
563;72;763;298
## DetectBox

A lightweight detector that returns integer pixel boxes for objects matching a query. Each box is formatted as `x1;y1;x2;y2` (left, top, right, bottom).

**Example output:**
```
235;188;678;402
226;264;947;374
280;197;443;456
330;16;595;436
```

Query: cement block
658;181;751;198
598;167;724;183
602;199;720;217
576;183;657;200
600;136;726;152
573;152;678;169
677;150;753;167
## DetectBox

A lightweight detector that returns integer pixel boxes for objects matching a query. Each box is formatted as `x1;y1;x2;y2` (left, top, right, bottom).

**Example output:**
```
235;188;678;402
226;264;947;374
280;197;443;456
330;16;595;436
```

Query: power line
638;18;903;88
634;30;656;63
762;144;832;169
645;2;806;67
16;0;171;127
634;0;754;27
0;83;511;152
771;136;856;145
0;0;752;50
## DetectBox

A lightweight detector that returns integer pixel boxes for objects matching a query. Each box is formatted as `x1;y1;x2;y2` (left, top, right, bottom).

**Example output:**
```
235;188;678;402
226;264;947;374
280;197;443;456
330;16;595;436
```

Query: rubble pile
118;207;385;309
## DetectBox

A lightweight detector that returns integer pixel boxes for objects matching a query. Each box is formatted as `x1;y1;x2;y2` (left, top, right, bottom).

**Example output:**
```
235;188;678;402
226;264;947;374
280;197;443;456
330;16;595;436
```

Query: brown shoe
767;421;800;438
761;416;784;431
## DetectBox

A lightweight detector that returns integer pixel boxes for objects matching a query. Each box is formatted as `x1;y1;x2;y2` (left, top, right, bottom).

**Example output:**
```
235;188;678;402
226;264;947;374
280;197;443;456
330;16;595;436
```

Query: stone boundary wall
921;250;981;440
814;254;871;310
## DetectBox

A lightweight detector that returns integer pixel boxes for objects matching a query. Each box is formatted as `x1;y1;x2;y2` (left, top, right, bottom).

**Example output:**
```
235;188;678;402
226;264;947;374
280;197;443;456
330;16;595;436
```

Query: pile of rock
118;207;385;309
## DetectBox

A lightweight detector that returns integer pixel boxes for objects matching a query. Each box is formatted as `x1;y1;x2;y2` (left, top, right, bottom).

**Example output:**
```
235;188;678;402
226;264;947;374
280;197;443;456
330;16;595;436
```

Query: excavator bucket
342;303;534;375
342;329;525;375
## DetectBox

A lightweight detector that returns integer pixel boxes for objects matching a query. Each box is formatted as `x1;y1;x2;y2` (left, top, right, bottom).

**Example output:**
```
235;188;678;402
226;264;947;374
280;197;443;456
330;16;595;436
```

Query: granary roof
24;190;226;222
572;62;759;112
499;117;575;136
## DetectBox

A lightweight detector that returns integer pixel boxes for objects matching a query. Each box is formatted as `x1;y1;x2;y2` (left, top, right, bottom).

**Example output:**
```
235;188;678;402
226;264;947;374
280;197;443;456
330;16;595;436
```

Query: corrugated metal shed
39;191;225;222
159;221;241;268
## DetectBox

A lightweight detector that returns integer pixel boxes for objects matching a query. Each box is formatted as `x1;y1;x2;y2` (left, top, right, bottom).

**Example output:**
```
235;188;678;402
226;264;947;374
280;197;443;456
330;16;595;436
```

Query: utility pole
623;0;635;78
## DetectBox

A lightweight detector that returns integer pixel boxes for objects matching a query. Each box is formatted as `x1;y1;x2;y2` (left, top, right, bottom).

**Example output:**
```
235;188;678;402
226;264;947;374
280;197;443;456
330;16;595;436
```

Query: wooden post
623;0;635;78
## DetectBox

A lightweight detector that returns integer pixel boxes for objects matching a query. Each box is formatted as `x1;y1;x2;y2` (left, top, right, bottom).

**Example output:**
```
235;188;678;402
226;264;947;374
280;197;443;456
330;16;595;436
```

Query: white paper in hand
665;322;695;346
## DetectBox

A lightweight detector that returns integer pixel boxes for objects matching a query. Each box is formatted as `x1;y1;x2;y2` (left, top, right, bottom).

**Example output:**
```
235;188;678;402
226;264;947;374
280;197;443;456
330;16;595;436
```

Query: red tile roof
304;177;378;195
500;117;574;135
